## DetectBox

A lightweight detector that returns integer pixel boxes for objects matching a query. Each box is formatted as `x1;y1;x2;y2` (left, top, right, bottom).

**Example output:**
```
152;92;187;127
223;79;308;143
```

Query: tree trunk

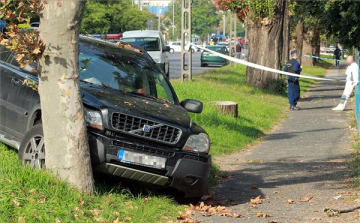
281;0;290;65
38;0;94;193
295;19;304;64
302;20;321;66
246;0;289;90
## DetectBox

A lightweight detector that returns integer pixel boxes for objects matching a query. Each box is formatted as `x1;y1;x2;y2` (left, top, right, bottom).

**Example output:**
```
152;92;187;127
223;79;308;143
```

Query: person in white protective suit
332;55;359;111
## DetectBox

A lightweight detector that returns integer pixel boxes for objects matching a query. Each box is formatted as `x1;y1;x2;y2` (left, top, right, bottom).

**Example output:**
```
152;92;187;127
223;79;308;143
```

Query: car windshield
121;37;161;51
206;46;226;53
79;41;175;104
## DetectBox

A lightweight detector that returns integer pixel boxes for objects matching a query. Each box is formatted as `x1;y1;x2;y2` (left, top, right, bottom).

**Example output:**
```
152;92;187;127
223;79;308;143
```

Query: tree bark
38;0;94;193
295;19;304;64
302;19;321;66
246;0;289;90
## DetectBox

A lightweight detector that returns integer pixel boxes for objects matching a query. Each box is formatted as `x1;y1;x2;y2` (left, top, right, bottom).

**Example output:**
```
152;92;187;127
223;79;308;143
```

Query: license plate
117;150;166;169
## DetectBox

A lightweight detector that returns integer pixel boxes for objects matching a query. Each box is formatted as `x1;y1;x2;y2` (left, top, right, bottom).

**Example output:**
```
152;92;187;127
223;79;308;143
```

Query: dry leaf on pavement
300;195;313;202
287;199;294;204
257;212;270;218
250;195;263;205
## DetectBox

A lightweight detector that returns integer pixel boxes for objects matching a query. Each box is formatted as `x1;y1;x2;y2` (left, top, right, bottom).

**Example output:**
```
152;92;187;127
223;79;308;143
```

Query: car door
4;54;36;138
0;46;12;130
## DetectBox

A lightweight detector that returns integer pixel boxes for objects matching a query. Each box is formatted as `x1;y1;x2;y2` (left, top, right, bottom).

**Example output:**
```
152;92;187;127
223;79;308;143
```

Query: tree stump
211;101;238;117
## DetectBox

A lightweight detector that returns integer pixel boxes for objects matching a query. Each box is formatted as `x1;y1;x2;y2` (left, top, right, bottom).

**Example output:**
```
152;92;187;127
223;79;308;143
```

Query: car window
0;46;11;62
121;37;161;51
206;46;226;53
79;41;175;104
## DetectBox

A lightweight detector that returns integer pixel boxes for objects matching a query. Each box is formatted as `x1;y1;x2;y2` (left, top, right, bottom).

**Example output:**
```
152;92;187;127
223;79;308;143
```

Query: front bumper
88;130;211;198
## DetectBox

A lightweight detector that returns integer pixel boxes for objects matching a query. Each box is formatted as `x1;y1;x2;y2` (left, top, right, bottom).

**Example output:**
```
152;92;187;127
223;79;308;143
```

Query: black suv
0;36;211;198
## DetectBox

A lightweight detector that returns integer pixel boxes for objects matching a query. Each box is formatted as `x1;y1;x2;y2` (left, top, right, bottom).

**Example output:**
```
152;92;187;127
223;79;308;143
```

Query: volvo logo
142;124;151;133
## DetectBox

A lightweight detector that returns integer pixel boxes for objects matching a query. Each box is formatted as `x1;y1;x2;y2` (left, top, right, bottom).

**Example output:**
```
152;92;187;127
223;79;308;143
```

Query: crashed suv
0;36;211;198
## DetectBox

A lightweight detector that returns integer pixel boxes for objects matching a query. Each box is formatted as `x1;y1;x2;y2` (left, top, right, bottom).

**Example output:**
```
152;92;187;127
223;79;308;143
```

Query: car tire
18;124;45;170
201;63;206;67
170;48;175;53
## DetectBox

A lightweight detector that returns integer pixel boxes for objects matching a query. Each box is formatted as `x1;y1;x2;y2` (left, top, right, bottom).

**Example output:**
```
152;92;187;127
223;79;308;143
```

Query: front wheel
18;124;45;169
170;48;175;53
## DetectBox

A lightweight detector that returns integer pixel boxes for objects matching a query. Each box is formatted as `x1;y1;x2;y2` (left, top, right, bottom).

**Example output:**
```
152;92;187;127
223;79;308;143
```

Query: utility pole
172;0;175;41
229;13;237;66
223;14;226;36
181;0;192;82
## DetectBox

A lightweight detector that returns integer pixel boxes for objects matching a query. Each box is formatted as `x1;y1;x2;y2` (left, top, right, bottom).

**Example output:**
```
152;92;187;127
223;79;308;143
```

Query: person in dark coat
334;46;341;66
284;50;302;110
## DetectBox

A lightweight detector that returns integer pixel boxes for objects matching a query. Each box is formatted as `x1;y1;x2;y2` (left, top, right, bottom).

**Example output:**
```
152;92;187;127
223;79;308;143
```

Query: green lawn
0;144;183;223
0;59;332;222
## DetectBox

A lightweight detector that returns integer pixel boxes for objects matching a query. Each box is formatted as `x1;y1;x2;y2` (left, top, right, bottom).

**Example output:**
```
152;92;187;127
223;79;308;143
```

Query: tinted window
121;37;161;51
0;46;10;62
79;41;175;103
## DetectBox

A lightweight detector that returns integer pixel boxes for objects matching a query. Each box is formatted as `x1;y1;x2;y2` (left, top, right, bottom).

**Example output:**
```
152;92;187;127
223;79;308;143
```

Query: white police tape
189;43;345;82
302;54;344;62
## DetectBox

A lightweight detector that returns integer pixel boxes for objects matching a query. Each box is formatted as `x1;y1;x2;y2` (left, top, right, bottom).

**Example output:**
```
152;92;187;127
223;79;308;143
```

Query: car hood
80;83;191;128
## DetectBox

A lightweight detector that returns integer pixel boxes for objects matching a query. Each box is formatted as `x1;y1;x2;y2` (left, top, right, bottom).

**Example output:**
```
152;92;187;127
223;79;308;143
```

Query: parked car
167;41;197;53
121;30;170;78
167;41;182;53
200;45;229;67
0;36;211;199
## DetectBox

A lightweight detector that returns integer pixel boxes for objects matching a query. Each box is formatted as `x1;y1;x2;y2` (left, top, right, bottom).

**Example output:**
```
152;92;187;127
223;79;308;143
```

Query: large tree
292;1;325;66
323;0;360;49
163;0;221;40
216;0;290;90
81;0;151;34
1;0;94;192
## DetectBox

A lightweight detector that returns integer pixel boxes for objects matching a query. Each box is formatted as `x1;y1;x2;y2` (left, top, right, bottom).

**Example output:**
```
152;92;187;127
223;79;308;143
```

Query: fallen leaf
124;216;132;221
93;217;105;222
300;195;313;202
89;209;102;216
257;212;270;218
12;199;20;207
143;197;152;204
287;199;294;204
55;218;61;223
78;198;85;205
112;218;123;223
18;216;25;223
39;196;46;204
250;196;263;205
251;185;259;189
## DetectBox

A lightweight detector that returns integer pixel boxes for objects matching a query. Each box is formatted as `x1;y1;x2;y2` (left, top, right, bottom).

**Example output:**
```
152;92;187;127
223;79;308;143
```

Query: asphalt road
168;51;219;79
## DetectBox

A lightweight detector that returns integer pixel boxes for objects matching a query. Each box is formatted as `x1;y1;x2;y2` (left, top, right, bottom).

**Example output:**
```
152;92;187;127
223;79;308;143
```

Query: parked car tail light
183;133;210;153
201;52;208;56
84;107;104;131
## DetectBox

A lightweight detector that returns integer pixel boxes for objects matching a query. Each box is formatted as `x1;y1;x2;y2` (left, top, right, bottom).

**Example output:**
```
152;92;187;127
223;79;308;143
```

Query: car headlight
183;133;210;153
84;107;104;131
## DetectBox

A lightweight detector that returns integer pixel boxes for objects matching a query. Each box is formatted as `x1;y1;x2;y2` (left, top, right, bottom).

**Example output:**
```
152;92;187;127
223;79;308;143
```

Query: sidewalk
196;65;360;222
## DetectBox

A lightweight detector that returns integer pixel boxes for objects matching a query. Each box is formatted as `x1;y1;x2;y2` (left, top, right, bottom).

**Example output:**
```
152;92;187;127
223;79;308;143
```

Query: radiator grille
111;113;182;144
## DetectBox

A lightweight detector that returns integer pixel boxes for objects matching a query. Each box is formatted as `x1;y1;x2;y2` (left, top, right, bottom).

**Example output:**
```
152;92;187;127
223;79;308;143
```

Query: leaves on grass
78;198;85;205
250;195;263;205
89;209;102;216
143;196;152;204
38;196;46;204
112;218;124;223
300;195;313;202
12;199;20;207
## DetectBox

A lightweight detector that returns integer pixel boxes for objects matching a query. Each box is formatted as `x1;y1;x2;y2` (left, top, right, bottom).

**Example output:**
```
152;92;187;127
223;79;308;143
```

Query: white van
121;30;170;77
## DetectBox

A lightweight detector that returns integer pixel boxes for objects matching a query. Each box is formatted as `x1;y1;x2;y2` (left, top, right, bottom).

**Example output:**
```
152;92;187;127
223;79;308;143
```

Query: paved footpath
195;65;360;223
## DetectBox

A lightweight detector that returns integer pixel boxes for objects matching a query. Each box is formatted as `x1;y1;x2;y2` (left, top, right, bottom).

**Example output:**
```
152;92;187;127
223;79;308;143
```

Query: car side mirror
180;99;203;113
164;46;171;52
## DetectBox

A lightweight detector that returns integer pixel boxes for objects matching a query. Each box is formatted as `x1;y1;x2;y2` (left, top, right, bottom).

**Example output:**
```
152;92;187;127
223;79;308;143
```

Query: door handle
11;78;20;85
